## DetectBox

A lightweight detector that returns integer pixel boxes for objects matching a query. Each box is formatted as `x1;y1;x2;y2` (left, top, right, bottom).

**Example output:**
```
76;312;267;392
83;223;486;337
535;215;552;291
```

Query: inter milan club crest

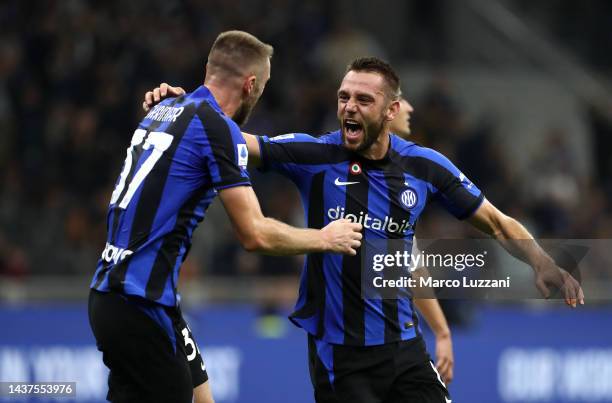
400;188;418;209
350;162;362;175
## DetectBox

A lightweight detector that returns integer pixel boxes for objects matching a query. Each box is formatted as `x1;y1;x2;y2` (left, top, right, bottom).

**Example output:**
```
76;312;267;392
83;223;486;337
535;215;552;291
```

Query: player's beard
344;115;386;154
357;118;385;153
233;91;259;126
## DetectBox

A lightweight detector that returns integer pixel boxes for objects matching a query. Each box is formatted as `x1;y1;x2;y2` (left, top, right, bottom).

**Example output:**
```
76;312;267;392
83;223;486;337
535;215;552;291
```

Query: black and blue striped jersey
258;131;484;346
91;86;251;307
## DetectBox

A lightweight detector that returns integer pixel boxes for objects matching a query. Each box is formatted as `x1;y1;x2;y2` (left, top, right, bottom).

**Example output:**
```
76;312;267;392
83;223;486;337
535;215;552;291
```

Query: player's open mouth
344;120;363;142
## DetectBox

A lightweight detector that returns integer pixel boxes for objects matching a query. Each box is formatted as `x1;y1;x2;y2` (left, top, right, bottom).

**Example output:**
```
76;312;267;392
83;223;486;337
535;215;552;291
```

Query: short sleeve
427;150;484;220
197;104;251;191
257;133;323;180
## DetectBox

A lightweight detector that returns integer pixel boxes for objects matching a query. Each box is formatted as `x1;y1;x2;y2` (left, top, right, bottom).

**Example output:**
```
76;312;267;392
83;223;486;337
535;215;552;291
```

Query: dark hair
207;30;273;78
346;57;401;99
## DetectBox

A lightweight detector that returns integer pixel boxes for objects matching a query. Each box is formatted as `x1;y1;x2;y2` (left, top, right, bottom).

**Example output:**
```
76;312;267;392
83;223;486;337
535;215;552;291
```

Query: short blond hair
207;30;273;78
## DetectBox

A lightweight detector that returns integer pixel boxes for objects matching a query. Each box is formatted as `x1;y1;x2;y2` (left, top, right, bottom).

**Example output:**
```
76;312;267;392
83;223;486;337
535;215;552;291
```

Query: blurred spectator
528;129;581;236
313;22;388;83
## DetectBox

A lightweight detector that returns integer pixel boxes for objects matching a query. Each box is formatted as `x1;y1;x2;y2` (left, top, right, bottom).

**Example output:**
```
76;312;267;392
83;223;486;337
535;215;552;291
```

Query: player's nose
345;100;358;113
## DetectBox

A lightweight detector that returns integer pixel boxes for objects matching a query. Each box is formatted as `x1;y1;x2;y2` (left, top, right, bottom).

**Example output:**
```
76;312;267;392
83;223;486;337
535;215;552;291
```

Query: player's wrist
435;329;451;340
318;228;333;252
531;254;555;274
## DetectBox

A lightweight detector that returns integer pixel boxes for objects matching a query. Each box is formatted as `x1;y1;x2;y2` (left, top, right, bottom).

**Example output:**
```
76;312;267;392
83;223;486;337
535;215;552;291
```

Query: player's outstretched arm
219;185;362;256
467;199;584;307
413;298;454;384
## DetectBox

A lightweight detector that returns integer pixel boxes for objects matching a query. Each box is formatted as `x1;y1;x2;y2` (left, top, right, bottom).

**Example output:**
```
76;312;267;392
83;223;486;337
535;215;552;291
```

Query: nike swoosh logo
334;177;359;186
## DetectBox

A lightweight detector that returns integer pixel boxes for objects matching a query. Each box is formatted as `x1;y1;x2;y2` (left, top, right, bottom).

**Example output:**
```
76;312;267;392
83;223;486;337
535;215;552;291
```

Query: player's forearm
416;298;455;384
492;215;553;273
247;217;329;256
413;298;451;339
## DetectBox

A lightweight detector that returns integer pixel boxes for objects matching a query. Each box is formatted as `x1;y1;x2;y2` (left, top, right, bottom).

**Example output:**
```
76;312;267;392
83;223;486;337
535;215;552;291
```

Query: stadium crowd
1;0;611;284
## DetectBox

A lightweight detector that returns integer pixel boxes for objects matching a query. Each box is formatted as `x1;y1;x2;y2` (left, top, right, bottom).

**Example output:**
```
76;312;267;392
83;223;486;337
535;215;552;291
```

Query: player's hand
534;260;584;308
321;219;362;255
142;83;186;112
435;333;454;384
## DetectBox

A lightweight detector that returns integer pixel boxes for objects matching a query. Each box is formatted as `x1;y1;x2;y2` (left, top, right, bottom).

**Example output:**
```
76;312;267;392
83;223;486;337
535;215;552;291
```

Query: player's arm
241;131;262;168
426;148;584;308
413;298;453;384
219;185;362;256
411;237;453;383
467;199;584;307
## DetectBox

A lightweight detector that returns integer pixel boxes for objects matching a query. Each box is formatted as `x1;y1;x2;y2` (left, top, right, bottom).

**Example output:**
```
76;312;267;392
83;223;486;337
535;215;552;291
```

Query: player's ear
243;75;257;96
385;98;400;122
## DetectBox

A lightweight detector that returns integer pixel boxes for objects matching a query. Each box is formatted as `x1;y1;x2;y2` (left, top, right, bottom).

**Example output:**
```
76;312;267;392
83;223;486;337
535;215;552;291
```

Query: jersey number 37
109;129;174;209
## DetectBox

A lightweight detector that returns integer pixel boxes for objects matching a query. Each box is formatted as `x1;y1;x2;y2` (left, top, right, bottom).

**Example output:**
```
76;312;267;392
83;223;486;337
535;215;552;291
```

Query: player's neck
358;132;390;160
204;83;241;119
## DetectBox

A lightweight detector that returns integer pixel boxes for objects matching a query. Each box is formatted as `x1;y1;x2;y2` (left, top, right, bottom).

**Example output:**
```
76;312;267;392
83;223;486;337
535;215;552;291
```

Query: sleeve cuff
256;136;270;172
214;180;252;192
457;193;485;220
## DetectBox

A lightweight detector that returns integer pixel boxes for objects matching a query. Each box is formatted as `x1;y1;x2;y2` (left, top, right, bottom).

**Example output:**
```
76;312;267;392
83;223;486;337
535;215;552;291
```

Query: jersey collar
333;130;394;168
191;85;224;115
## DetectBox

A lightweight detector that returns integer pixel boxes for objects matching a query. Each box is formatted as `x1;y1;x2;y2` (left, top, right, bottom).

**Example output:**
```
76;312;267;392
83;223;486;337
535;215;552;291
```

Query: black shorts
88;289;208;403
308;334;450;403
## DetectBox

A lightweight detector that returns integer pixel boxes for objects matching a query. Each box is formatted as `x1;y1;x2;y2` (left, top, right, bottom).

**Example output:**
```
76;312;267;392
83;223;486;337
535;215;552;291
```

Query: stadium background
1;0;611;402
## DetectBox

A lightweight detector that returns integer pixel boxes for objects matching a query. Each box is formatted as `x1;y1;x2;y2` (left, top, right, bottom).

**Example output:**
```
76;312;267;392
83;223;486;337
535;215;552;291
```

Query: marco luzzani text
371;250;511;289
